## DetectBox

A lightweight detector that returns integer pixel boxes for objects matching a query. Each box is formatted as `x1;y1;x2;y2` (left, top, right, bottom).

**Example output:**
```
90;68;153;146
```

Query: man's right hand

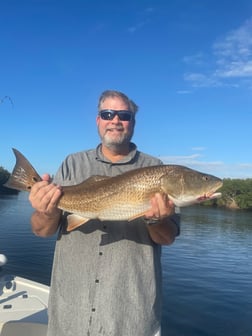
29;174;62;217
29;174;63;236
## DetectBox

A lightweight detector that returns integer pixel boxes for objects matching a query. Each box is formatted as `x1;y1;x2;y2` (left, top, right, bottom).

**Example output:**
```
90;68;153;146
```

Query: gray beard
100;127;134;150
102;132;132;148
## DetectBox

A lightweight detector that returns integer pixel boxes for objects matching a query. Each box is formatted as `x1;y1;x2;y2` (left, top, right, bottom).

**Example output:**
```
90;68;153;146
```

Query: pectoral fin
66;214;90;231
128;211;147;221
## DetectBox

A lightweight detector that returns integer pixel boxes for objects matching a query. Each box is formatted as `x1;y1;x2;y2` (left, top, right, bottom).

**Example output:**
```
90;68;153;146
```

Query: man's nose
111;114;121;122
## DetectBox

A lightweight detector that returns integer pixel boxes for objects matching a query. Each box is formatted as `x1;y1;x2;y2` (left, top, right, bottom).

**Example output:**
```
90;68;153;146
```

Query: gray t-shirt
47;143;166;336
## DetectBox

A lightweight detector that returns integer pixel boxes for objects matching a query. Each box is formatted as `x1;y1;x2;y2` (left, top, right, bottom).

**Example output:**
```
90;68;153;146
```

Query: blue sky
1;0;252;179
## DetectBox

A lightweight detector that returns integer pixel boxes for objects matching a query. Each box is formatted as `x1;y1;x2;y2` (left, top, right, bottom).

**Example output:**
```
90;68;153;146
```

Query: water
162;207;252;336
0;193;251;336
0;192;56;284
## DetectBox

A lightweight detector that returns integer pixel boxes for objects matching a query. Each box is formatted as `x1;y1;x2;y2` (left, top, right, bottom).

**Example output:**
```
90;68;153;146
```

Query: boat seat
0;322;47;336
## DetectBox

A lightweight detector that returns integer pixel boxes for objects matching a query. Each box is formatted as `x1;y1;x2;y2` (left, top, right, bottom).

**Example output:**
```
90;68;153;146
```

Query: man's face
96;96;135;148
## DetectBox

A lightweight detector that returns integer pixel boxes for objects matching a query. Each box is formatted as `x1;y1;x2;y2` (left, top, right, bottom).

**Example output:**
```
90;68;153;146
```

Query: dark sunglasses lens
100;110;132;121
117;112;132;121
100;111;113;120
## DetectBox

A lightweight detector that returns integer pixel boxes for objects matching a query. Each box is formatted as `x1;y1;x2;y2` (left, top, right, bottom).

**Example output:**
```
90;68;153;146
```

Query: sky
1;0;252;179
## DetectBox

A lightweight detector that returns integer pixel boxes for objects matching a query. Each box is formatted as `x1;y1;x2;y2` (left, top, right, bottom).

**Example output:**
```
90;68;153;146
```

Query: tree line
0;167;252;210
188;177;252;210
0;166;18;194
215;178;252;210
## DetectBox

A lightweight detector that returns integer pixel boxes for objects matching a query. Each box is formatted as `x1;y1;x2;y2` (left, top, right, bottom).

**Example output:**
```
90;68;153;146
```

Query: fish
4;148;223;231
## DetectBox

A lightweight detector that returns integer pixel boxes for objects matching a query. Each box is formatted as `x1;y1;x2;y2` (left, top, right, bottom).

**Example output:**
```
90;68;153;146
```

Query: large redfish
4;149;223;231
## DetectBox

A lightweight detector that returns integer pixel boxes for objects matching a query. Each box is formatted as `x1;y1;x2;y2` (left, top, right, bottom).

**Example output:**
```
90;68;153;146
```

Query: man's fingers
29;182;62;213
145;193;175;219
47;187;62;209
41;173;52;182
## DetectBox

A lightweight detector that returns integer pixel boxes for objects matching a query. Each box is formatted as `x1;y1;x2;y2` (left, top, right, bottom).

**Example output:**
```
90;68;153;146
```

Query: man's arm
145;193;180;245
29;174;63;237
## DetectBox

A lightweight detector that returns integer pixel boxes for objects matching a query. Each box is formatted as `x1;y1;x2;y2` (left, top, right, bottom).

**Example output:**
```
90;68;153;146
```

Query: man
29;90;180;336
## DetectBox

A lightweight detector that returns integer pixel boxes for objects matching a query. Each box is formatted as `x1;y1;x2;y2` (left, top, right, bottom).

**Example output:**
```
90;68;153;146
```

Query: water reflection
162;206;252;336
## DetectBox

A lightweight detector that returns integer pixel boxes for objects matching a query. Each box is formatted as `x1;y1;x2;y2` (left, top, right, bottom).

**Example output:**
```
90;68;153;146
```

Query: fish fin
84;175;111;184
87;175;111;182
128;212;147;221
66;214;90;231
4;148;42;192
73;175;111;190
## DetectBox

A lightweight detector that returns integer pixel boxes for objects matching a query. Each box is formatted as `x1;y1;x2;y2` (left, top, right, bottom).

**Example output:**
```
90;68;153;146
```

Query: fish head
160;165;223;207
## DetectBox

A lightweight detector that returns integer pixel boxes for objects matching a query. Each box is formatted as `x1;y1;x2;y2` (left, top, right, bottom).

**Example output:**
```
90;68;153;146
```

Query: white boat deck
0;274;49;336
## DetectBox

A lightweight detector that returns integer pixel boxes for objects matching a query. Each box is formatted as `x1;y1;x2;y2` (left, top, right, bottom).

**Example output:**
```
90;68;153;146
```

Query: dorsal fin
84;175;111;184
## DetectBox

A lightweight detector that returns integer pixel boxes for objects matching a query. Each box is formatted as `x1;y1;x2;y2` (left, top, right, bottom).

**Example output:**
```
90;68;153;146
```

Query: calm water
0;192;251;336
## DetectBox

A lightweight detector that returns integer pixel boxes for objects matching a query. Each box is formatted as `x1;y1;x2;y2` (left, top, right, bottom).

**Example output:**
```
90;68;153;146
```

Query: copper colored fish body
4;149;223;231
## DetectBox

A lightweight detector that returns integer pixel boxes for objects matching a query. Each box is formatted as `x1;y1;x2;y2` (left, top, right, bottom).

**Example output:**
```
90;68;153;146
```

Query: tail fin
4;148;42;192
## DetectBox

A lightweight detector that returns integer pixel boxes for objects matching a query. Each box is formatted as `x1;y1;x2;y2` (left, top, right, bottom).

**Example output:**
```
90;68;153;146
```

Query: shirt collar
95;143;137;164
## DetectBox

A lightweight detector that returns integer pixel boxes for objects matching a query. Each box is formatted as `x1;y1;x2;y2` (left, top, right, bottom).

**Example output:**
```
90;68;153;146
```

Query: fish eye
203;176;209;181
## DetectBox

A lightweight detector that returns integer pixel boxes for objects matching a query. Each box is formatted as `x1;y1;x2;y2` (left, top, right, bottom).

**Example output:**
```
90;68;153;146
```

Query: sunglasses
99;109;134;121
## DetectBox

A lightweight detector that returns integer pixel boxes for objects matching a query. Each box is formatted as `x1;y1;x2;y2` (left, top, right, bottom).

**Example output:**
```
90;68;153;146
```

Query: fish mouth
197;192;222;202
196;179;223;203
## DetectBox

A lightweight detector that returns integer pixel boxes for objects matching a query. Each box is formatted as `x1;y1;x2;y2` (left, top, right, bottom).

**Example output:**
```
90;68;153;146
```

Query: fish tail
4;148;42;192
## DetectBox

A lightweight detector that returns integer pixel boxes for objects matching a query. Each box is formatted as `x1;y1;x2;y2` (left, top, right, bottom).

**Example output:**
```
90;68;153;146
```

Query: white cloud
160;153;201;162
183;53;206;66
176;90;192;94
128;22;146;33
215;60;252;78
159;153;252;179
213;18;252;60
191;146;206;151
127;7;154;33
184;73;221;87
161;155;222;166
238;163;252;168
183;17;252;88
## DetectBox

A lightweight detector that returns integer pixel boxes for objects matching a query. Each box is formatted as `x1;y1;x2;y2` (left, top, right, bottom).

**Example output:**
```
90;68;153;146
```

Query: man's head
96;90;138;150
98;90;138;114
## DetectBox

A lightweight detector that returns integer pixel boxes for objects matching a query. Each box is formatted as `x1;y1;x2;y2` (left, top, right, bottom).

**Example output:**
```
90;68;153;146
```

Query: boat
0;254;49;336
